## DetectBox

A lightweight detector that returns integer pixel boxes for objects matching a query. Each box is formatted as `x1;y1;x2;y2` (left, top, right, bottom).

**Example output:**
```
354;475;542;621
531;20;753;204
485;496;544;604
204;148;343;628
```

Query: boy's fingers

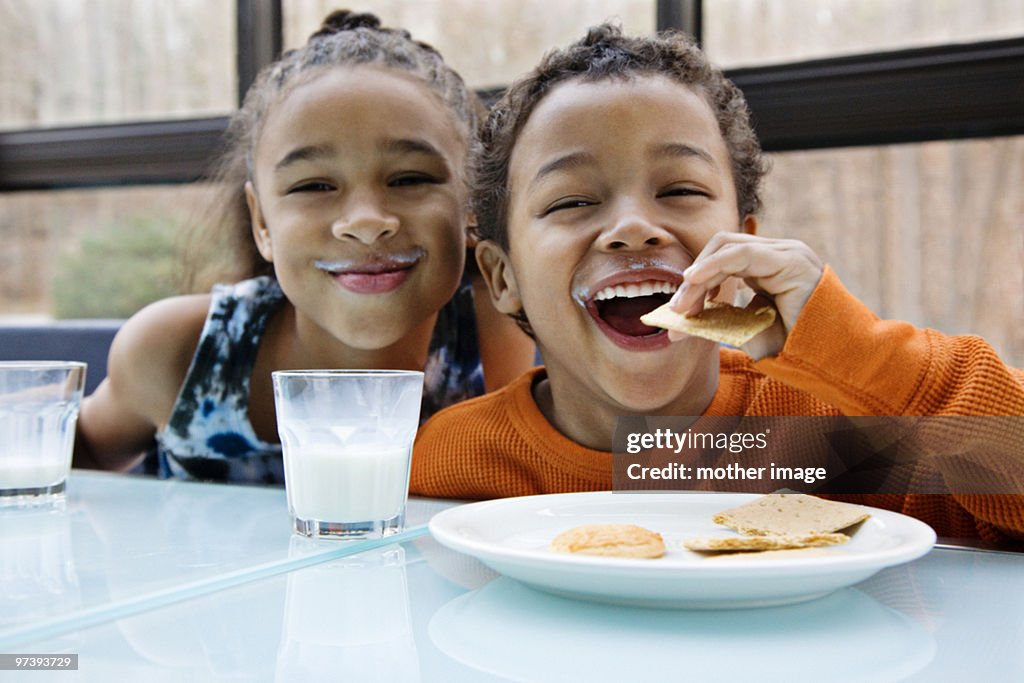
673;235;822;326
687;242;782;282
686;243;812;293
669;282;708;315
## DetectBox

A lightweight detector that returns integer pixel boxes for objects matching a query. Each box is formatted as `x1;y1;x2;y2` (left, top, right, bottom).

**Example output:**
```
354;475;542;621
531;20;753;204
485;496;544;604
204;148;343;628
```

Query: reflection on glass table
11;532;1024;682
430;578;934;682
275;542;420;682
0;471;439;650
0;506;80;639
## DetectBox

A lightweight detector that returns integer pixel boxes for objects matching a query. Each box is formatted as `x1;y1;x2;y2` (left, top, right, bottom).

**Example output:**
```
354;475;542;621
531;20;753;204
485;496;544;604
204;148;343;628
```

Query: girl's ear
475;240;522;315
741;214;758;235
246;181;274;262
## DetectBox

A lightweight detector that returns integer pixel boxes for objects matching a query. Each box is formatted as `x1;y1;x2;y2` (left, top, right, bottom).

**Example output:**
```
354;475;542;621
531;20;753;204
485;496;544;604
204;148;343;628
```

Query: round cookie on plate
550;524;666;559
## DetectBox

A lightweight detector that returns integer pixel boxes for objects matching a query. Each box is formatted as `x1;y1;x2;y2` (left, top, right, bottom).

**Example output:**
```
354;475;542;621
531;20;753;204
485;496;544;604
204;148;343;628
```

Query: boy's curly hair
473;23;767;251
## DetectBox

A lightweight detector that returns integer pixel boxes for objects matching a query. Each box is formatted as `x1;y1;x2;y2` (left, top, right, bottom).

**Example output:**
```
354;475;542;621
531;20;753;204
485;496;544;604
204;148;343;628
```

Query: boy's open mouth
589;278;675;337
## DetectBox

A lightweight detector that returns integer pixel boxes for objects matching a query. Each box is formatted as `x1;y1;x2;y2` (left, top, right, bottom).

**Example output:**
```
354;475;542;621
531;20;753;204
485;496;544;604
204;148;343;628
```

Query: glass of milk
272;369;424;540
0;361;86;508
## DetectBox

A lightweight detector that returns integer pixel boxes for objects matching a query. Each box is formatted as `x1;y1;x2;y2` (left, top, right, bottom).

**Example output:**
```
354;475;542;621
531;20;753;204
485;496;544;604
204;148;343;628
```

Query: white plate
428;492;936;608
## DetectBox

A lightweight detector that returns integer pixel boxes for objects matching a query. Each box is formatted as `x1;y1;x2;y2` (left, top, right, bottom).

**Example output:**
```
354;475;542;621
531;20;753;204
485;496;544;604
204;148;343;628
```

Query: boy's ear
465;209;480;249
475;240;523;315
741;214;758;235
246;181;274;262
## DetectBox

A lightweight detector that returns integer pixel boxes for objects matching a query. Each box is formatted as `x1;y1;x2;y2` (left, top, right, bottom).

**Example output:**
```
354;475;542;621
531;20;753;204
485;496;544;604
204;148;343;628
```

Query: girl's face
247;66;469;351
490;75;750;415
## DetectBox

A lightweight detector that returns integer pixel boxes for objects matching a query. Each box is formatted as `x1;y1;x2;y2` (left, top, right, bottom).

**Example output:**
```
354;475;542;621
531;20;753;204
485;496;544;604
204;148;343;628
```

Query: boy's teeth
593;280;676;301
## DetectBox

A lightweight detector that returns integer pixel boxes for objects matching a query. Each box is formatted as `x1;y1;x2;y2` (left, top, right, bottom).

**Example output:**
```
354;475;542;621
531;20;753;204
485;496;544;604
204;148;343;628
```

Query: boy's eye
389;173;442;187
288;181;334;194
542;198;596;216
659;186;709;199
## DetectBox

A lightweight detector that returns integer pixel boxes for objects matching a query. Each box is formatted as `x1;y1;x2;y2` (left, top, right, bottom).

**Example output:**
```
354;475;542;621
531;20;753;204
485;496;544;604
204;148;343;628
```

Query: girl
74;11;534;483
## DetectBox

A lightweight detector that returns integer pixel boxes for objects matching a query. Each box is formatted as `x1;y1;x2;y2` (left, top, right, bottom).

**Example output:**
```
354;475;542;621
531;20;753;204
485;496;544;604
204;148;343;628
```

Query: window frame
0;0;1021;191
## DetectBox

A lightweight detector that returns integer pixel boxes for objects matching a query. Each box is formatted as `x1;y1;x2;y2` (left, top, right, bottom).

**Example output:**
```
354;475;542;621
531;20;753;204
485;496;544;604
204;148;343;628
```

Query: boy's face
486;75;749;415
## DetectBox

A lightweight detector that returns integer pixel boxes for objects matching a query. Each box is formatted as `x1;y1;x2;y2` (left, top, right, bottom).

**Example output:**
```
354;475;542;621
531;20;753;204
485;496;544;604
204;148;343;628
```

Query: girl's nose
331;192;400;244
596;201;669;252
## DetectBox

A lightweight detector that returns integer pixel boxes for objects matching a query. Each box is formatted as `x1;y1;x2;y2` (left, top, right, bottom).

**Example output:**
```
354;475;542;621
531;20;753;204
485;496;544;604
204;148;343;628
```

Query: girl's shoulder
116;293;212;361
115;277;282;381
107;293;213;425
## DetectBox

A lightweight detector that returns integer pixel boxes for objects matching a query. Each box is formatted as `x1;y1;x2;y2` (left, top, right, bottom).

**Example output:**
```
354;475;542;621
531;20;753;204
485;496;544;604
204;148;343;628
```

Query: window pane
0;184;218;321
0;0;236;131
283;0;655;89
705;0;1024;68
760;136;1024;367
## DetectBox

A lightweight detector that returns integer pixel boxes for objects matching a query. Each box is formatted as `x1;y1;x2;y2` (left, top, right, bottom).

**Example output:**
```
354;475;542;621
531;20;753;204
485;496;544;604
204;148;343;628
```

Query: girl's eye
542;198;595;216
288;181;334;194
389;173;441;187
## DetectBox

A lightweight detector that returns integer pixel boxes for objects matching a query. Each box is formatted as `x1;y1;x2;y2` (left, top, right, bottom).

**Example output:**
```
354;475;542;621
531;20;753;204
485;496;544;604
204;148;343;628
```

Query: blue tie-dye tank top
153;275;484;483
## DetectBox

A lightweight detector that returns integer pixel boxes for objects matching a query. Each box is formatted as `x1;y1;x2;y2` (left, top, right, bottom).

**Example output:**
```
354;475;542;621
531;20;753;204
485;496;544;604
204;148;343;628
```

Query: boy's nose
331;193;400;244
596;204;669;252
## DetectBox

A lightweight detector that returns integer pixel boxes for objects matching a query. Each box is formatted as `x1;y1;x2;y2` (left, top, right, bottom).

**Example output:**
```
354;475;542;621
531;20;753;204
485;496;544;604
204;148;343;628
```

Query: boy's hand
667;233;823;359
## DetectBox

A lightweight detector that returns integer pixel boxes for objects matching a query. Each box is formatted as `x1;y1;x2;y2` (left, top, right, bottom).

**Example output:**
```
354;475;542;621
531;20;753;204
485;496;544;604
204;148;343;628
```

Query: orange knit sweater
412;268;1024;546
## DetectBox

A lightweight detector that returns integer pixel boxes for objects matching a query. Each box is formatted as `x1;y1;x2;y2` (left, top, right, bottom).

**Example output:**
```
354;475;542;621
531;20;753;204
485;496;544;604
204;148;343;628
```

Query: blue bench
0;321;123;395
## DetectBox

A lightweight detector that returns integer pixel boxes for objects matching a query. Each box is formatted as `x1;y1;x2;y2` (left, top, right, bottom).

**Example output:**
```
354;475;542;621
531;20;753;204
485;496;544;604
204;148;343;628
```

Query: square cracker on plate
683;532;849;552
711;494;871;536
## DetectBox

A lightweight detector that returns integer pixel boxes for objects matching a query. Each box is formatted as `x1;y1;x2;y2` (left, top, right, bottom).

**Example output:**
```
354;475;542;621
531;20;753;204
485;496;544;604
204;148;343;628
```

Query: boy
411;24;1024;545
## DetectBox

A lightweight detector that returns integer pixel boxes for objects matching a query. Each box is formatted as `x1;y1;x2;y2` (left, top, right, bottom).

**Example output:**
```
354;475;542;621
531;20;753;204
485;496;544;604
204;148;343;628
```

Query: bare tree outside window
762;138;1024;368
0;1;1021;369
705;0;1024;67
283;0;656;88
0;0;235;130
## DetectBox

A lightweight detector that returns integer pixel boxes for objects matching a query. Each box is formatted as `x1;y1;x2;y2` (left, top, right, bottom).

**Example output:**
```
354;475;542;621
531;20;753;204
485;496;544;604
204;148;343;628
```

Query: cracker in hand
640;301;776;347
